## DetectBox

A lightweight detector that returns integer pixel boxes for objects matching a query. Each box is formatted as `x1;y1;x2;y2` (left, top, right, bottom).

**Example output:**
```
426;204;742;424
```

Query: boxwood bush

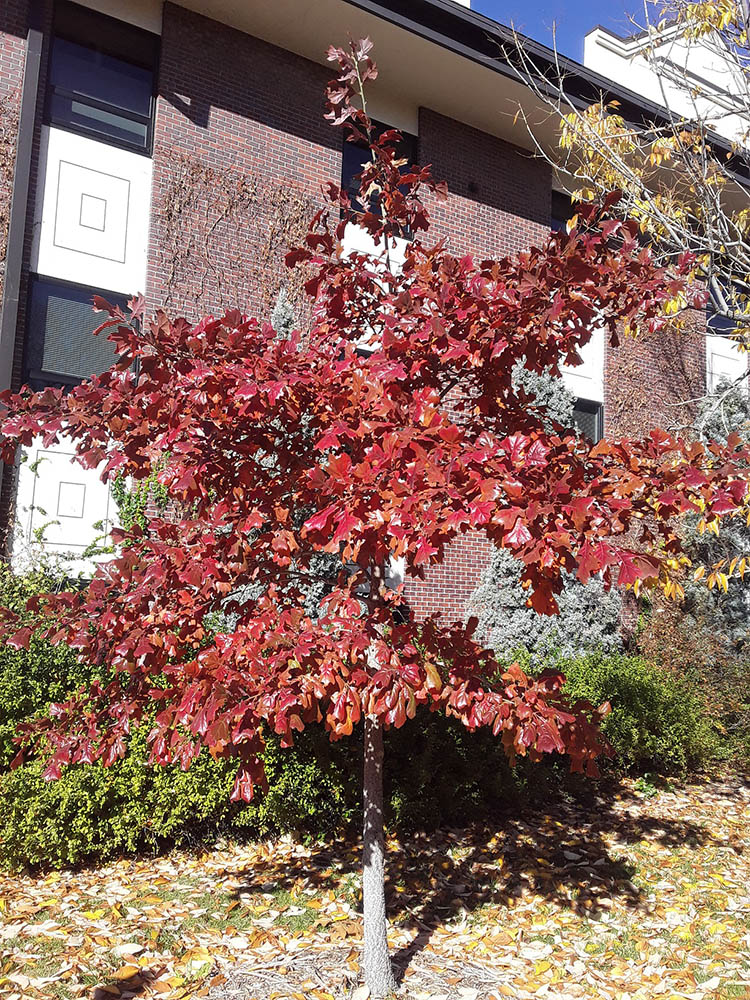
560;652;720;774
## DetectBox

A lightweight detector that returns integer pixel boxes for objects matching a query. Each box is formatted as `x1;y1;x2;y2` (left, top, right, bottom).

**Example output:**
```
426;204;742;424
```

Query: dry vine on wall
155;150;317;323
607;318;704;438
0;90;21;311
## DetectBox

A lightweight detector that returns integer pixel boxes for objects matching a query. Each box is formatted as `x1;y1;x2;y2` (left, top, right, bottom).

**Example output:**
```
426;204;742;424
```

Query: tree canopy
1;36;747;792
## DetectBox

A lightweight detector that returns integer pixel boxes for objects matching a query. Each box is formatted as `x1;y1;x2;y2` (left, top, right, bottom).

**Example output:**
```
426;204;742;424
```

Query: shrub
635;598;750;762
0;559;719;870
0;565;97;770
560;653;720;774
0;729;237;869
0;722;366;870
511;363;576;432
467;547;623;667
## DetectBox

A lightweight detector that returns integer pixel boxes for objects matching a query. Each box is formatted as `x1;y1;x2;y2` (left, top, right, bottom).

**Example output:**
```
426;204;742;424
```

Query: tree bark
362;713;397;998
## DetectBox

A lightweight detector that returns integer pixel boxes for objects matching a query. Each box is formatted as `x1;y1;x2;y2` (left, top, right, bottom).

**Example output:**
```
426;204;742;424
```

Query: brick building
0;0;744;614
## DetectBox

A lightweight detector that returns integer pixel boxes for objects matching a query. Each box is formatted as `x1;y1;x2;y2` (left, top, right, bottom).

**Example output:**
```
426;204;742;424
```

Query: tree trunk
362;713;397;998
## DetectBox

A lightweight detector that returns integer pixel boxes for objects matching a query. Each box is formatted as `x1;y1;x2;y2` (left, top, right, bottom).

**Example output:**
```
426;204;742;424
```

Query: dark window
551;190;575;233
341;120;418;213
47;2;158;153
573;398;604;442
707;311;735;336
706;280;750;352
24;277;125;390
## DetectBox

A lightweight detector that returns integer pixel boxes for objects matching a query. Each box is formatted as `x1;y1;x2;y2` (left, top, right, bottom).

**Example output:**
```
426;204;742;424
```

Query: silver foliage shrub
467;547;623;666
684;377;750;646
271;285;296;339
467;368;622;665
511;361;576;432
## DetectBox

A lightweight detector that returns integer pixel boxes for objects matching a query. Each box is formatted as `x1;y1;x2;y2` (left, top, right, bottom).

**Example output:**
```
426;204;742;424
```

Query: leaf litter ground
1;772;749;1000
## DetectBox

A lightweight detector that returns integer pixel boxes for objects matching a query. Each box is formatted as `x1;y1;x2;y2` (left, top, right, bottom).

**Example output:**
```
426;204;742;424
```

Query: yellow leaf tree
507;0;750;405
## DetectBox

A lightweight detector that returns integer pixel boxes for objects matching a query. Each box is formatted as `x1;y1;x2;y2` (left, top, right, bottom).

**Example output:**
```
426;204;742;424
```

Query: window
573;398;603;442
341;121;418;213
707;304;746;337
551;190;575;233
47;2;158;153
24;277;125;390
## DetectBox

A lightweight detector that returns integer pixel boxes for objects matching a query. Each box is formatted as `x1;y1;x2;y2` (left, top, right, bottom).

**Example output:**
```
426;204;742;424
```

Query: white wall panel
341;223;408;271
584;26;746;145
12;440;115;578
561;328;605;404
707;334;748;392
32;127;152;295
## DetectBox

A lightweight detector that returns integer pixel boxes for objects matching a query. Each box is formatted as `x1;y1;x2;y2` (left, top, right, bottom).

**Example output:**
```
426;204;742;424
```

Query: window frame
551;189;575;233
23;272;129;390
572;397;604;443
340;119;419;219
45;1;159;156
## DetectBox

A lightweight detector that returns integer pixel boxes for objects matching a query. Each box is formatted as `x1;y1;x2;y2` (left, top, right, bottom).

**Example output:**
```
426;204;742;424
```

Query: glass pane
28;279;120;383
49;93;147;148
551;191;574;232
50;37;152;117
341;125;418;209
573;402;602;442
707;309;737;336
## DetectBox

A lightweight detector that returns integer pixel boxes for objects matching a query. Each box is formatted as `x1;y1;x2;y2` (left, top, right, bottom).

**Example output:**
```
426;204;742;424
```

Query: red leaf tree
2;40;749;996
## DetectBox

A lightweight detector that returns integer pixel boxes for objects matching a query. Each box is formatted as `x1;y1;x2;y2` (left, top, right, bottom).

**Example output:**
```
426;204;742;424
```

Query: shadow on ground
227;771;733;979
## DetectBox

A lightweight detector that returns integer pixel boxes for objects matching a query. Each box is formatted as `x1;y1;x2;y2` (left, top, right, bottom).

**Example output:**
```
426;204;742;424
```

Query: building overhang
65;0;750;183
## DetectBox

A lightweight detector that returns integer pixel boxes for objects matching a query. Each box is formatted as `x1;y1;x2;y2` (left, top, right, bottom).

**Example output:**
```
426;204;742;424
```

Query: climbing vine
111;470;170;534
154;150;316;321
0;90;21;310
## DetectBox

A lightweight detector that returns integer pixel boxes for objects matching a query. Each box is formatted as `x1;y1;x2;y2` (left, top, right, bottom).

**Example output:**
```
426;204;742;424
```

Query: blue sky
473;0;641;61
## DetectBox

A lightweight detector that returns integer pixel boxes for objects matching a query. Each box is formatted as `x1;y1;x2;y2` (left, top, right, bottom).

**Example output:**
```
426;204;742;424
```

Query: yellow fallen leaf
111;964;141;981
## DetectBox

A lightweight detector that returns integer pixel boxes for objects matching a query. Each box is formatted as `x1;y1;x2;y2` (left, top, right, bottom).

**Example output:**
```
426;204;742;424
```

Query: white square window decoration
57;481;87;519
79;192;107;231
53;160;130;263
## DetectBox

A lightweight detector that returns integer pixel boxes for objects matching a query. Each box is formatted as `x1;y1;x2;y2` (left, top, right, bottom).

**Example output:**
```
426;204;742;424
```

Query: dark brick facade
418;108;552;259
146;3;340;322
605;312;707;439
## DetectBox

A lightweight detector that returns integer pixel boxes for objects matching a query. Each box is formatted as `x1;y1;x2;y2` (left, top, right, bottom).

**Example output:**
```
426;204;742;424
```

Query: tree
1;40;749;997
506;0;750;368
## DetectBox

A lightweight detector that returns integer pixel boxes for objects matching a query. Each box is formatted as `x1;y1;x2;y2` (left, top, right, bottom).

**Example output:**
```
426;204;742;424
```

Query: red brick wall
418;108;552;259
146;3;341;323
605;311;707;438
0;0;31;315
403;111;552;622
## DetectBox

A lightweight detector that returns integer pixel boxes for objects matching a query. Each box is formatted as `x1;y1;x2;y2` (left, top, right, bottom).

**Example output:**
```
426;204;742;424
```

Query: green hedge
560;652;720;774
0;567;721;870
